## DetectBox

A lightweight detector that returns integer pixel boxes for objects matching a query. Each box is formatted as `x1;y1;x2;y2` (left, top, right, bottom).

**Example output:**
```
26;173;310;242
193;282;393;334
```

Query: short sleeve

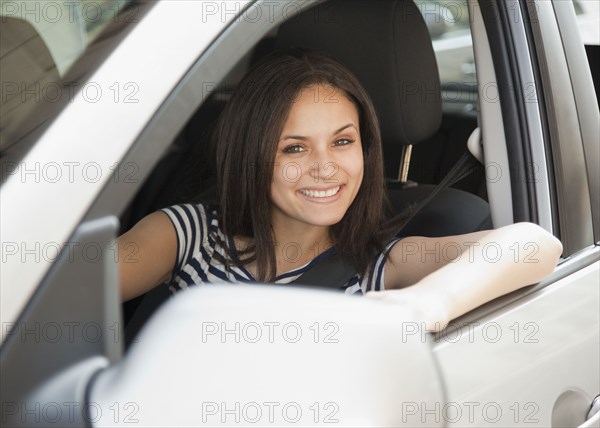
160;203;208;276
343;237;403;295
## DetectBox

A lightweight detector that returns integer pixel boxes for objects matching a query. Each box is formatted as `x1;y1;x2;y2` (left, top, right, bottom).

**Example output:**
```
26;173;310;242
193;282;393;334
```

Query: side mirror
90;285;444;426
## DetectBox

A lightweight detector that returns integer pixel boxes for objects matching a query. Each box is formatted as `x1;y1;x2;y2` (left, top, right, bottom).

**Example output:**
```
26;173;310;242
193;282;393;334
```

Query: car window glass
573;0;600;46
573;0;600;107
414;0;477;115
416;0;599;114
0;0;148;157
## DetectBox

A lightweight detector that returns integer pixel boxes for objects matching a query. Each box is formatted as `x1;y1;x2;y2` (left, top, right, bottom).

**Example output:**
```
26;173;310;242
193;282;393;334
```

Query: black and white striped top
160;203;400;295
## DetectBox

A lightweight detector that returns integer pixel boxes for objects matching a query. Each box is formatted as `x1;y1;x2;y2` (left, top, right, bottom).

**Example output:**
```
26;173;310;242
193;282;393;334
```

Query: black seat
273;0;491;236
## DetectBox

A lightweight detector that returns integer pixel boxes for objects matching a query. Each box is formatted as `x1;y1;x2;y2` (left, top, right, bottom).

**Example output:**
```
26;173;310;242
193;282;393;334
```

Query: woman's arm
116;211;178;302
367;222;563;331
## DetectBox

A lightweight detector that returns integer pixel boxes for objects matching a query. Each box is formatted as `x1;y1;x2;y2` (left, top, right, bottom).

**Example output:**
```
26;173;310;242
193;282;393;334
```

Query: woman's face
270;84;364;230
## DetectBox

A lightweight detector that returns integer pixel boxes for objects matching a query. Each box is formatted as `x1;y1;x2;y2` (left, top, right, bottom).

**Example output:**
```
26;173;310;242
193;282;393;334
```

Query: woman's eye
335;139;354;146
282;144;305;154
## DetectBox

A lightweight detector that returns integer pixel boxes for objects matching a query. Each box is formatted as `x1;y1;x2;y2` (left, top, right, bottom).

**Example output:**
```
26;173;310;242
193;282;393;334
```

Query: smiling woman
213;49;391;284
119;49;399;298
117;48;563;331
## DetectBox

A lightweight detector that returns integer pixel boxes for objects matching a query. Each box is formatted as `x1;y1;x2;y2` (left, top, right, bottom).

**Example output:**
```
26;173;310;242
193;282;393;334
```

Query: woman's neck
236;209;335;279
271;219;333;267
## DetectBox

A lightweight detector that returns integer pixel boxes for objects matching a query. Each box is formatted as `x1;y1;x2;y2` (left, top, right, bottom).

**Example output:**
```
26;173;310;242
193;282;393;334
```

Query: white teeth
299;186;341;198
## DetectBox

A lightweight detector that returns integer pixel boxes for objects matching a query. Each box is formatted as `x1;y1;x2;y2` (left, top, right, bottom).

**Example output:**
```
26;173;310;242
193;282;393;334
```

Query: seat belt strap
289;249;356;289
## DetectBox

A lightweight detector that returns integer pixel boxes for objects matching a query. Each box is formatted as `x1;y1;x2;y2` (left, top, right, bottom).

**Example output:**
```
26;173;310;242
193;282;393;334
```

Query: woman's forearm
368;222;563;331
418;222;562;325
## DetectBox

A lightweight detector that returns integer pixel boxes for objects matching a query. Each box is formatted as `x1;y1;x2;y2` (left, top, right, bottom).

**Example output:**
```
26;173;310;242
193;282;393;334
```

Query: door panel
432;252;600;427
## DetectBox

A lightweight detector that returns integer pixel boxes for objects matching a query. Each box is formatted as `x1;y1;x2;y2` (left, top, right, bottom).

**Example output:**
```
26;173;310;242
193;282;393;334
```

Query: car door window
415;0;477;114
0;0;148;157
416;0;600;114
575;0;600;107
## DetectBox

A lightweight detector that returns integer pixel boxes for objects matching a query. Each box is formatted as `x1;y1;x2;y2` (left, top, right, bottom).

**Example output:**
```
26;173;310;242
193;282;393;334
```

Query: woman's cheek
348;150;364;183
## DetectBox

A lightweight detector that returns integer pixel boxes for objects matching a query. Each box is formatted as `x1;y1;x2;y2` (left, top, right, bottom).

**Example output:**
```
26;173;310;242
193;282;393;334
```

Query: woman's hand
365;285;451;332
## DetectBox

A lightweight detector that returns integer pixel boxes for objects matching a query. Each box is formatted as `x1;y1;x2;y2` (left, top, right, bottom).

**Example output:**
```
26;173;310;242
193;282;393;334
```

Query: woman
117;49;563;331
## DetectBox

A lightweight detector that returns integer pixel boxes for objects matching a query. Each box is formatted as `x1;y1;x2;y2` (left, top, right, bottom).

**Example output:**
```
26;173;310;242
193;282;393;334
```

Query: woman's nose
308;148;337;183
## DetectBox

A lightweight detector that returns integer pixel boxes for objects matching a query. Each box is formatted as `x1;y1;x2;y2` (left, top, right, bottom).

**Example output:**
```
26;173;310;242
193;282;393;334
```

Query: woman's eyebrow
280;123;357;141
332;123;357;135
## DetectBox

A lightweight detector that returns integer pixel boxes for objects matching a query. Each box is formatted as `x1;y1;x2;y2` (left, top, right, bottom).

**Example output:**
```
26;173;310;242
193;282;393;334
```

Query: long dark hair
214;48;401;282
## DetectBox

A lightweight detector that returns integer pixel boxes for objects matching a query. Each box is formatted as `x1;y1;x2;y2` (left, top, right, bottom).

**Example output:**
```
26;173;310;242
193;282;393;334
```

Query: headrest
275;0;442;147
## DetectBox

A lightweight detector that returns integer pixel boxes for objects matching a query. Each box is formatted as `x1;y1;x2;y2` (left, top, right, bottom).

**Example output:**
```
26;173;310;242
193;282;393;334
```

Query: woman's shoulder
158;202;228;253
160;202;219;227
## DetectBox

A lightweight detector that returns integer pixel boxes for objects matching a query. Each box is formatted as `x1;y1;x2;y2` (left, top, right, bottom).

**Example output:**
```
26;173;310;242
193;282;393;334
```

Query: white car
1;0;599;426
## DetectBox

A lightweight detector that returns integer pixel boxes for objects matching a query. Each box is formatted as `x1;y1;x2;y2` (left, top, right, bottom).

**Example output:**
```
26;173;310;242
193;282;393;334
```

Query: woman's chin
301;210;346;227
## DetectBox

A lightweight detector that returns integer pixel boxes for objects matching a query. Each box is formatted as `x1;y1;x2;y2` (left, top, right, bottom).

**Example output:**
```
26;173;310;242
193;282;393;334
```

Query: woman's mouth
298;185;343;201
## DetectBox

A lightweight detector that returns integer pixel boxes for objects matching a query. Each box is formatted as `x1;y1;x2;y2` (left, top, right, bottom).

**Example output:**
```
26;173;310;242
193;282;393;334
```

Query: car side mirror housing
90;285;445;427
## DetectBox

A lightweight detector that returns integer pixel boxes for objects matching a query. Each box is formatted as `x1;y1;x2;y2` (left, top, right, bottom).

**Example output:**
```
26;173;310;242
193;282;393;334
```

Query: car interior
119;0;493;346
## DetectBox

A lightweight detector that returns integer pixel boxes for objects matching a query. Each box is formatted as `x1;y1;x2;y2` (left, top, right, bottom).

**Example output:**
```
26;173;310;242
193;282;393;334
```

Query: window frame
524;0;596;253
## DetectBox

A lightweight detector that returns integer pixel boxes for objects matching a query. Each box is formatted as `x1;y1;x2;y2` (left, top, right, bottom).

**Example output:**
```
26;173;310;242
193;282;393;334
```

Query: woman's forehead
282;84;360;134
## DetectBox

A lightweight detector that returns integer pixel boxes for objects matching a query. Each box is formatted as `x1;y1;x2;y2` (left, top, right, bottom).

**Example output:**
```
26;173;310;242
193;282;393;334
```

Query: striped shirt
160;203;400;295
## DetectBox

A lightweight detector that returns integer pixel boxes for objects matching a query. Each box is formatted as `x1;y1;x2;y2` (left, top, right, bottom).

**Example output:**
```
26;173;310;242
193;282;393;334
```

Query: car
1;0;598;426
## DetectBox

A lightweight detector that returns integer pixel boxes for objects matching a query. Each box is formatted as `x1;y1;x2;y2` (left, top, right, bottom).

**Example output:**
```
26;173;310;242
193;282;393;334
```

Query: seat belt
290;152;480;289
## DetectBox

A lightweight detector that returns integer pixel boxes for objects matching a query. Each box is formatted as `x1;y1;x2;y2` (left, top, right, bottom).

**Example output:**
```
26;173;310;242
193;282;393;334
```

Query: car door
430;1;600;427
